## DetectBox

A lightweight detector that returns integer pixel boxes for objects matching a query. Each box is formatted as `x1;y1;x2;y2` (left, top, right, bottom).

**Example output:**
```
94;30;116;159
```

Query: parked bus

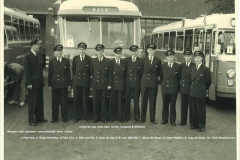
151;14;235;101
50;0;143;98
4;7;41;99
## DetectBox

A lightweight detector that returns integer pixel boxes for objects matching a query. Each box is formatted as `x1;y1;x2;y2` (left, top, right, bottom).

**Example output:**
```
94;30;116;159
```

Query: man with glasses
190;51;211;132
48;45;71;123
90;44;112;123
125;45;143;122
72;42;92;122
140;44;163;124
24;38;47;126
109;47;126;123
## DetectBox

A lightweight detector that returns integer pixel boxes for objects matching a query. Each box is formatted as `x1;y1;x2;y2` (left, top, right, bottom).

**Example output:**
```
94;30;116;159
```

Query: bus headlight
227;79;234;86
226;69;235;78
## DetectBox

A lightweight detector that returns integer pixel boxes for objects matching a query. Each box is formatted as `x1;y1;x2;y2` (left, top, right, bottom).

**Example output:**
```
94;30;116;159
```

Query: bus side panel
216;61;236;98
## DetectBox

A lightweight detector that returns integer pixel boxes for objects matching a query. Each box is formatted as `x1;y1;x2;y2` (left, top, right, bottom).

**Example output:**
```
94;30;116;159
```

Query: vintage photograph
2;0;237;159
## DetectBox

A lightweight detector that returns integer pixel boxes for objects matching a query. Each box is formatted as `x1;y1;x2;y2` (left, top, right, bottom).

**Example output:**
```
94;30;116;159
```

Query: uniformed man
48;45;71;123
161;50;181;126
140;44;163;124
5;63;26;107
125;45;143;122
109;47;126;122
24;38;47;126
179;49;194;126
190;51;211;132
90;44;112;123
72;42;92;122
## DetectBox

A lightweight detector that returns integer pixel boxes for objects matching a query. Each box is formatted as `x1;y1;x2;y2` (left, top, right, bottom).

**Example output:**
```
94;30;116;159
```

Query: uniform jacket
189;64;212;98
125;57;143;89
179;62;195;94
24;51;44;88
111;59;127;90
72;55;91;86
48;57;71;89
90;57;112;90
161;62;181;94
141;56;163;88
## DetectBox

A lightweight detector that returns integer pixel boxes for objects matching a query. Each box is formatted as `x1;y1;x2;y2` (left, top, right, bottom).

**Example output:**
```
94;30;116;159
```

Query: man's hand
68;86;71;90
5;81;14;86
48;87;52;91
107;86;111;90
27;85;32;89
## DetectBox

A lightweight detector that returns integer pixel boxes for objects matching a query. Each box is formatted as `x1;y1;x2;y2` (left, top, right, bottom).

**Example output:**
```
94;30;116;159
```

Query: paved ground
4;70;236;160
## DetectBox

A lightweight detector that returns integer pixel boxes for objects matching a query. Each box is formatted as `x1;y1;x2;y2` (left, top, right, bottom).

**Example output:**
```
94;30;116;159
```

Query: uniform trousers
180;94;193;124
161;94;177;123
92;89;108;121
109;90;124;121
52;88;68;121
125;87;140;121
190;97;206;129
141;87;158;122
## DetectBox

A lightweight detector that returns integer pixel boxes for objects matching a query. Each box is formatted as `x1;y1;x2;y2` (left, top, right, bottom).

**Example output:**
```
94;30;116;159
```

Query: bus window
4;30;7;47
12;16;20;41
25;21;31;40
184;29;193;50
176;31;184;51
158;33;163;50
34;24;40;38
4;15;13;41
163;32;169;50
169;31;176;50
211;31;216;54
224;32;235;54
218;32;224;54
205;30;212;55
153;33;158;48
19;19;25;40
65;17;100;48
30;22;35;39
102;18;134;48
194;29;204;50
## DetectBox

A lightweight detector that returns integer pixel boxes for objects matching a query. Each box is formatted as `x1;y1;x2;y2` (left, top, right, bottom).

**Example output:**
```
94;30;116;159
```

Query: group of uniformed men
24;38;211;132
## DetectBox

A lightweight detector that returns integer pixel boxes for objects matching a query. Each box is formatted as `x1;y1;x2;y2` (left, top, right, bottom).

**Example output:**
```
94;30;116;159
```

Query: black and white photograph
1;0;238;159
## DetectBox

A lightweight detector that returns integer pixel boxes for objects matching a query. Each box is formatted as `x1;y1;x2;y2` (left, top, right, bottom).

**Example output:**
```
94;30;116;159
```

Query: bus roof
4;7;40;23
153;14;235;33
58;0;141;17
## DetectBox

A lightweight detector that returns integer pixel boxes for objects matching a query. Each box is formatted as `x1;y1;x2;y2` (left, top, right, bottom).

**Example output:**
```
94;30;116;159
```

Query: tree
205;0;235;14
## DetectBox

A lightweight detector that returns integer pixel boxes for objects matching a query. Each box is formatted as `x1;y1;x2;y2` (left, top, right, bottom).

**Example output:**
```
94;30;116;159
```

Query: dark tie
168;63;171;68
196;65;198;70
117;59;120;65
132;57;136;62
99;58;102;64
58;58;61;64
81;56;83;61
149;56;152;64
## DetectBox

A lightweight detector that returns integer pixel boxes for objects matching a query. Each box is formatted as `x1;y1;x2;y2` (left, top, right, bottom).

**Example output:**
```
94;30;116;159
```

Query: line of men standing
24;38;211;132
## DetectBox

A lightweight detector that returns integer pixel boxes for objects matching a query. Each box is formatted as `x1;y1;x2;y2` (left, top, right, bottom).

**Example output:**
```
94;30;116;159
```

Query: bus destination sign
83;7;119;13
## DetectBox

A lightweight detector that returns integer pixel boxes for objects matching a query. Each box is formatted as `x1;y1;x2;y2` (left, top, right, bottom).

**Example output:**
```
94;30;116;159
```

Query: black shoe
63;120;68;123
190;126;198;129
140;120;145;123
135;119;141;122
120;120;124;123
93;120;98;123
198;128;205;132
37;119;48;123
124;119;129;122
29;122;36;126
170;122;176;126
74;119;80;122
51;120;57;123
103;120;107;123
178;122;187;125
109;120;114;123
151;120;158;124
84;119;91;122
161;121;168;124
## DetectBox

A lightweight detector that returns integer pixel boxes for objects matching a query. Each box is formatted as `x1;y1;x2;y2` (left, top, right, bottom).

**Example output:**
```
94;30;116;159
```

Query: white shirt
80;55;85;61
98;57;103;62
57;57;62;62
31;50;36;56
115;58;120;64
186;62;191;67
149;56;153;64
132;56;136;62
196;63;202;70
168;62;173;68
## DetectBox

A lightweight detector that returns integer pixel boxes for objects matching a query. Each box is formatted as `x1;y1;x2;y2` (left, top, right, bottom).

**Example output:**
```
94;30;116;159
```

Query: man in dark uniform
179;49;194;126
140;44;163;124
48;45;71;123
90;44;112;123
109;47;126;122
161;50;181;126
190;51;211;132
24;38;47;126
72;42;92;122
125;45;143;122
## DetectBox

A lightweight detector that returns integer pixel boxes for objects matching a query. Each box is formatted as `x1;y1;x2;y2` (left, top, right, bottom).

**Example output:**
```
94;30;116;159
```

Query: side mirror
142;29;145;37
216;44;221;54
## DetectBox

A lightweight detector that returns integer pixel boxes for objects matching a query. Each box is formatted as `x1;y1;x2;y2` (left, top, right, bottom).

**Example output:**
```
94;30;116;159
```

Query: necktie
117;59;120;65
168;63;172;68
186;62;189;67
132;57;136;62
196;64;198;70
58;58;61;64
99;58;102;64
81;56;84;61
149;56;152;64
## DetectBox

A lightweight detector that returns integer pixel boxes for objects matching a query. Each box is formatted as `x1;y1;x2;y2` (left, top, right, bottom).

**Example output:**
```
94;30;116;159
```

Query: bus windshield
64;17;134;48
225;32;235;54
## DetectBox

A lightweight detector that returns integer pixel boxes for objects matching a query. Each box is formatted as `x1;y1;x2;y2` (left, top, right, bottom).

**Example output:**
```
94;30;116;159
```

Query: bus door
208;29;218;101
203;29;213;67
193;29;204;52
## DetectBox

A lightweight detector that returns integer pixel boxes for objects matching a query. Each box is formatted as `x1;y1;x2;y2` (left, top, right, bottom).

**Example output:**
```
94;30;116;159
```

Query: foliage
205;0;235;13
